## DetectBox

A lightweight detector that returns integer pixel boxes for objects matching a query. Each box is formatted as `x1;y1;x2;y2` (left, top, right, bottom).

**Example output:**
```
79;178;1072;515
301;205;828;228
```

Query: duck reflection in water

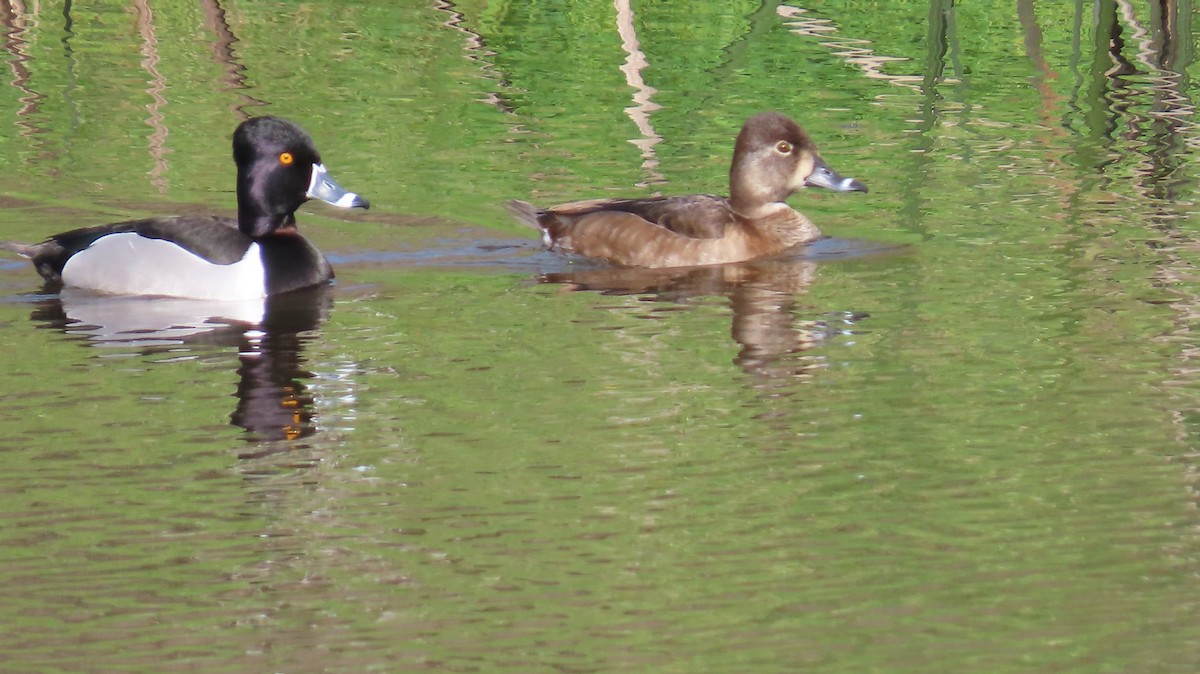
28;287;332;451
539;241;874;384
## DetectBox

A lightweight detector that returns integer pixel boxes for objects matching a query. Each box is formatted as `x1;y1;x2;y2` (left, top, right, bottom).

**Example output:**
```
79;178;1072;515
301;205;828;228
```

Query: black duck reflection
27;287;335;450
539;247;870;385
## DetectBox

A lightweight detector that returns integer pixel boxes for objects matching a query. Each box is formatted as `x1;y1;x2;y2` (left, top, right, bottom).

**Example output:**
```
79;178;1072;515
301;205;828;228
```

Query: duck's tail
505;199;542;229
505;199;554;249
0;241;36;258
1;239;69;284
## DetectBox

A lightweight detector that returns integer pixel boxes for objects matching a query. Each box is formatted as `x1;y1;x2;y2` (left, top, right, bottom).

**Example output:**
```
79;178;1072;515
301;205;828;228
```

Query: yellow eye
279;152;294;166
776;141;793;154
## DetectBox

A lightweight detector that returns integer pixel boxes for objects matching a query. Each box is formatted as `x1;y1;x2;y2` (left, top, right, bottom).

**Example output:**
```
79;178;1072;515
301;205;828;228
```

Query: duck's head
234;116;369;238
728;111;866;218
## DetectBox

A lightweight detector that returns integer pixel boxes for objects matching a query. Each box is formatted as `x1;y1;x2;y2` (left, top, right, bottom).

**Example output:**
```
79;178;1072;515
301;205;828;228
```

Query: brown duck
507;111;867;269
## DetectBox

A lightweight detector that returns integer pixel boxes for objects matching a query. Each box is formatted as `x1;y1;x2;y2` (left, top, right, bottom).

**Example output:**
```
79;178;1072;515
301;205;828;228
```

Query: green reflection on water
2;1;1200;672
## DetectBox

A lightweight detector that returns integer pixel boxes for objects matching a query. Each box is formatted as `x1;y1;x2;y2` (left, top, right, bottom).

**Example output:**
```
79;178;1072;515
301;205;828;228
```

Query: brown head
727;111;866;218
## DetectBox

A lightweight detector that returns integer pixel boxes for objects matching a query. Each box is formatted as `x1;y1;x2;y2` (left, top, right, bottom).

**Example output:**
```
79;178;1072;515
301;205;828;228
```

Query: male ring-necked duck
1;116;368;299
507;111;866;268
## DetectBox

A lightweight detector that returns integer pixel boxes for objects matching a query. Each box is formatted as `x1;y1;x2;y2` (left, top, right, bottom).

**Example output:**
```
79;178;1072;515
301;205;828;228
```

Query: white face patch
791;154;816;192
61;233;267;300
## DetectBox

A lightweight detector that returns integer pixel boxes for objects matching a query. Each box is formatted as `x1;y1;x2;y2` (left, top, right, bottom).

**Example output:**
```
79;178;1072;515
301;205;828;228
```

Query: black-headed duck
507;111;866;268
1;117;368;299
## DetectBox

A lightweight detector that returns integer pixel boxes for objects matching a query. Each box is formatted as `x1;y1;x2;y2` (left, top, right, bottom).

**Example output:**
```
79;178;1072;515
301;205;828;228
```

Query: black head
728;111;866;217
233;117;368;238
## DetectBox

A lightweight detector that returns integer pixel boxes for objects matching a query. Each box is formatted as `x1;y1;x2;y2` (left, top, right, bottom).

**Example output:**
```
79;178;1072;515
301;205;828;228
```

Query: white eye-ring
775;141;793;154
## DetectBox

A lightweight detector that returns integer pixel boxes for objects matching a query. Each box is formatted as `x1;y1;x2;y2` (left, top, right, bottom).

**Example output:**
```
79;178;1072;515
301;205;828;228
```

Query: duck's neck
729;159;790;215
238;209;295;239
236;169;300;238
737;203;822;248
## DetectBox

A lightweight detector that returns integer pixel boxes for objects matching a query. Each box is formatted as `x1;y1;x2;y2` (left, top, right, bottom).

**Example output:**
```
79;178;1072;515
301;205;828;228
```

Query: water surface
2;1;1200;672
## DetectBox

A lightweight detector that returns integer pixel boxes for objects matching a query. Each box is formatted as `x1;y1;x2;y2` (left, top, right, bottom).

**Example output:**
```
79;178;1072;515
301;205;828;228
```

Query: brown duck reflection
541;251;866;383
28;287;331;449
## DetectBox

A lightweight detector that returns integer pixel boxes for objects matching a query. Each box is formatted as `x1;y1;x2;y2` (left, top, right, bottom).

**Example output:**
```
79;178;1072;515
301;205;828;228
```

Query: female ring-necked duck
1;116;368;299
507;111;866;268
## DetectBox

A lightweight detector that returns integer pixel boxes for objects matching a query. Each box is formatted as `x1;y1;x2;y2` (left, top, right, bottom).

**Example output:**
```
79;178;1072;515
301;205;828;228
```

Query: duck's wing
125;217;251;264
510;197;748;268
549;194;734;239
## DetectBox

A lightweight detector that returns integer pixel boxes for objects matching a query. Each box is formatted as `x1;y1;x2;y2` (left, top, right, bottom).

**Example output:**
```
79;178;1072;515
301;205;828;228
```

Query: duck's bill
307;163;370;209
806;157;868;193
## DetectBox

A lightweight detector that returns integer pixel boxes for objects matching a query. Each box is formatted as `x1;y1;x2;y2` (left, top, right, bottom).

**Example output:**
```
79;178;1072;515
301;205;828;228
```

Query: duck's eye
279;152;294;166
776;141;793;154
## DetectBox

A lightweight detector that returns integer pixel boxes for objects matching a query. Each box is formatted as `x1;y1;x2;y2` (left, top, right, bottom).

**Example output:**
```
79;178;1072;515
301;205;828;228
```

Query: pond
2;1;1200;672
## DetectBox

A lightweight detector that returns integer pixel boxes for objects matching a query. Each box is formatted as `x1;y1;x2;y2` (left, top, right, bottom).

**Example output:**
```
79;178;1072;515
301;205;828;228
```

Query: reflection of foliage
0;0;1196;234
0;0;910;227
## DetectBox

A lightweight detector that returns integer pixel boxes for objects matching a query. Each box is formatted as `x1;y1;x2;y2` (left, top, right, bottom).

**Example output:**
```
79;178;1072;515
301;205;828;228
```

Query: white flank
61;233;267;300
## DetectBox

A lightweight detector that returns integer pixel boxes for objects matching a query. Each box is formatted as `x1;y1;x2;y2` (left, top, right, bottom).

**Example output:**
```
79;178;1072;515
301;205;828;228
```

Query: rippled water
3;1;1200;672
